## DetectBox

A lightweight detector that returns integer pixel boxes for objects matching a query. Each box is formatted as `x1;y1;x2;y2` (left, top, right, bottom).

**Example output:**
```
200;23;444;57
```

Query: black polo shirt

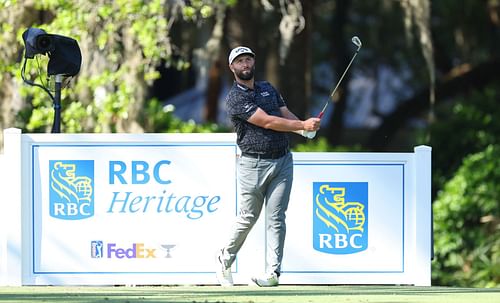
226;81;289;154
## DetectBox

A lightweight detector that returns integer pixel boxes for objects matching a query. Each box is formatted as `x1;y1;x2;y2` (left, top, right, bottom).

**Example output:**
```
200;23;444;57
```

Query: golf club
303;36;362;139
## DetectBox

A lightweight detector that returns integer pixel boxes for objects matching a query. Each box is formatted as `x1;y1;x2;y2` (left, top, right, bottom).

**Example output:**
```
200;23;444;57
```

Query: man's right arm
247;107;320;133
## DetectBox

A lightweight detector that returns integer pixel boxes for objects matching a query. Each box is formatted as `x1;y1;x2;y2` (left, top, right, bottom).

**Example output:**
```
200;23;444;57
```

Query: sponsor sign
33;144;237;274
1;131;431;286
282;162;405;273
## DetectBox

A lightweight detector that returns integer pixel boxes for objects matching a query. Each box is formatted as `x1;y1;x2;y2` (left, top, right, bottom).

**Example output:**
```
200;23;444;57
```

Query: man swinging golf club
215;46;321;287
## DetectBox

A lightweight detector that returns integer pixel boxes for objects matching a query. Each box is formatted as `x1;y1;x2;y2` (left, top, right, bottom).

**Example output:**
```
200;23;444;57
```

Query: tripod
21;58;64;133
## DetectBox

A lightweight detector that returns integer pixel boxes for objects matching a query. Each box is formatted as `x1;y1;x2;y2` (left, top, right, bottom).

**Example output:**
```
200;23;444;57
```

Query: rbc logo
313;182;368;254
49;160;94;220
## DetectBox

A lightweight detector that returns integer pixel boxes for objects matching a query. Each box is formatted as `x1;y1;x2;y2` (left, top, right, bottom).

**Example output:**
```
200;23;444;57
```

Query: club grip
317;112;324;119
303;130;316;139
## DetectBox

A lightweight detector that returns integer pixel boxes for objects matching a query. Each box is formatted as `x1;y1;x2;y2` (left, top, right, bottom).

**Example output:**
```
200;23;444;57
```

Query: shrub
432;144;500;287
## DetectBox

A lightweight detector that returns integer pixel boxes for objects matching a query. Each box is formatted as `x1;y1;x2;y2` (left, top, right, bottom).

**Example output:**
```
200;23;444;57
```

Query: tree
367;59;500;151
367;0;500;151
326;0;352;145
0;0;313;148
0;0;232;143
432;144;500;287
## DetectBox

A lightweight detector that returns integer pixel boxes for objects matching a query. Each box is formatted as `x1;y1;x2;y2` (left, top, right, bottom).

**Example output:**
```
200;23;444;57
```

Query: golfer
215;46;321;287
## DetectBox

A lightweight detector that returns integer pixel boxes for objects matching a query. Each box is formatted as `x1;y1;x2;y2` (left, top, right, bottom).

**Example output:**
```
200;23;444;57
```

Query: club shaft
318;49;360;118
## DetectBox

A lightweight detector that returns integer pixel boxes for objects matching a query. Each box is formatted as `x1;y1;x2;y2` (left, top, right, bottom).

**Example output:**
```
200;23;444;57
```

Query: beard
236;67;254;80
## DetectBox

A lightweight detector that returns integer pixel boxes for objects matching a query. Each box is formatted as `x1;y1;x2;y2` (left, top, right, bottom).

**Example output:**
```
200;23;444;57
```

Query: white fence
0;128;432;286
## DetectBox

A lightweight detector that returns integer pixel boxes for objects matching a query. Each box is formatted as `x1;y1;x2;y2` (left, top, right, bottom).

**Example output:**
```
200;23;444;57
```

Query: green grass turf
0;285;499;303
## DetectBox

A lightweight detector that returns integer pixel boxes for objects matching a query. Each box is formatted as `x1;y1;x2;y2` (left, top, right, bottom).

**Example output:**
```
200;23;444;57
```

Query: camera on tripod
22;27;81;77
21;27;82;133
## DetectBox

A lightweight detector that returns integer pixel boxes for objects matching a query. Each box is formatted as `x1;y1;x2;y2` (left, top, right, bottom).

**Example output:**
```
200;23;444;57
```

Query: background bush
432;145;500;287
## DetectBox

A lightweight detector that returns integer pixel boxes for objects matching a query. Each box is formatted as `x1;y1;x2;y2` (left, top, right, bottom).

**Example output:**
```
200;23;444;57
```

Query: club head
351;36;362;50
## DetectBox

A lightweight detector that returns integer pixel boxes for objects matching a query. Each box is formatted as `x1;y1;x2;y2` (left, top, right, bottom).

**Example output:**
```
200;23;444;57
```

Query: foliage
139;100;228;134
432;144;500;288
418;84;500;191
0;0;232;134
421;83;500;287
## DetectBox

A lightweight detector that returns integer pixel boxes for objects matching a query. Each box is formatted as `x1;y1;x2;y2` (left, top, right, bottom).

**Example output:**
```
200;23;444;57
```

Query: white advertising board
32;144;237;275
279;153;424;285
0;129;431;286
284;163;405;273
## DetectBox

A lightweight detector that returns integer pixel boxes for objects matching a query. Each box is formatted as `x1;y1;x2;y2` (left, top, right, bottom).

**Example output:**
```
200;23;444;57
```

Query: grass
0;285;499;303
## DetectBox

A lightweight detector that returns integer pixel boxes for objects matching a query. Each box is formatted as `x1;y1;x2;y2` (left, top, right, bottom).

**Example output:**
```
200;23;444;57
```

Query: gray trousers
220;152;293;275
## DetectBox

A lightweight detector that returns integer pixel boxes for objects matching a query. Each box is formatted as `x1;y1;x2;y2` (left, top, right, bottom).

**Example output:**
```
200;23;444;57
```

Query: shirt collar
234;81;257;92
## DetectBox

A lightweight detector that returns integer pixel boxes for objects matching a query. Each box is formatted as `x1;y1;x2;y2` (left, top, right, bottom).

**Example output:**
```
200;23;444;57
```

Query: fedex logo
106;243;157;259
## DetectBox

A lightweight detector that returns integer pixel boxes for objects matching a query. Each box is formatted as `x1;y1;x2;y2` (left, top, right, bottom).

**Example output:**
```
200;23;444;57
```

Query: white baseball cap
228;46;255;64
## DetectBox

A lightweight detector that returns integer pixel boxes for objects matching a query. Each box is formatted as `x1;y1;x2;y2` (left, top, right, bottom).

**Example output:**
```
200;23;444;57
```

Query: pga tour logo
49;160;94;220
91;240;104;258
313;182;368;254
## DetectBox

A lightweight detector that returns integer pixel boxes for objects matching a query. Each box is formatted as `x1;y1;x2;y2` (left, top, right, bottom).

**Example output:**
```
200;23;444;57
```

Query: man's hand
300;117;321;139
303;117;321;132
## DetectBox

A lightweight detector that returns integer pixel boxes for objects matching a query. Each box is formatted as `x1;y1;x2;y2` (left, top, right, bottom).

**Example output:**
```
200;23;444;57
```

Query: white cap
228;46;255;64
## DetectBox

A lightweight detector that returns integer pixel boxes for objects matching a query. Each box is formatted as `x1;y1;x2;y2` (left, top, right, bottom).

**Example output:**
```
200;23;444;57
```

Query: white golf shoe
251;272;279;287
215;250;233;287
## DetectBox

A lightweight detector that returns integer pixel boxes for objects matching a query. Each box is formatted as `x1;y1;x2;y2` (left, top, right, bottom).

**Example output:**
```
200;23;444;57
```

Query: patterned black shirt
226;81;290;154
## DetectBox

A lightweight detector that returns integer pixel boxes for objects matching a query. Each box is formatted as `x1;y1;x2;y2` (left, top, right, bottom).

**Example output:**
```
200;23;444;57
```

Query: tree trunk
326;0;352;145
204;58;223;123
279;0;313;119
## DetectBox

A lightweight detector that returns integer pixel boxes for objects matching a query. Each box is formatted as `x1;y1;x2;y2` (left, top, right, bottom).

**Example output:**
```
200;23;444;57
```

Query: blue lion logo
49;160;94;220
315;185;365;234
313;182;368;254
